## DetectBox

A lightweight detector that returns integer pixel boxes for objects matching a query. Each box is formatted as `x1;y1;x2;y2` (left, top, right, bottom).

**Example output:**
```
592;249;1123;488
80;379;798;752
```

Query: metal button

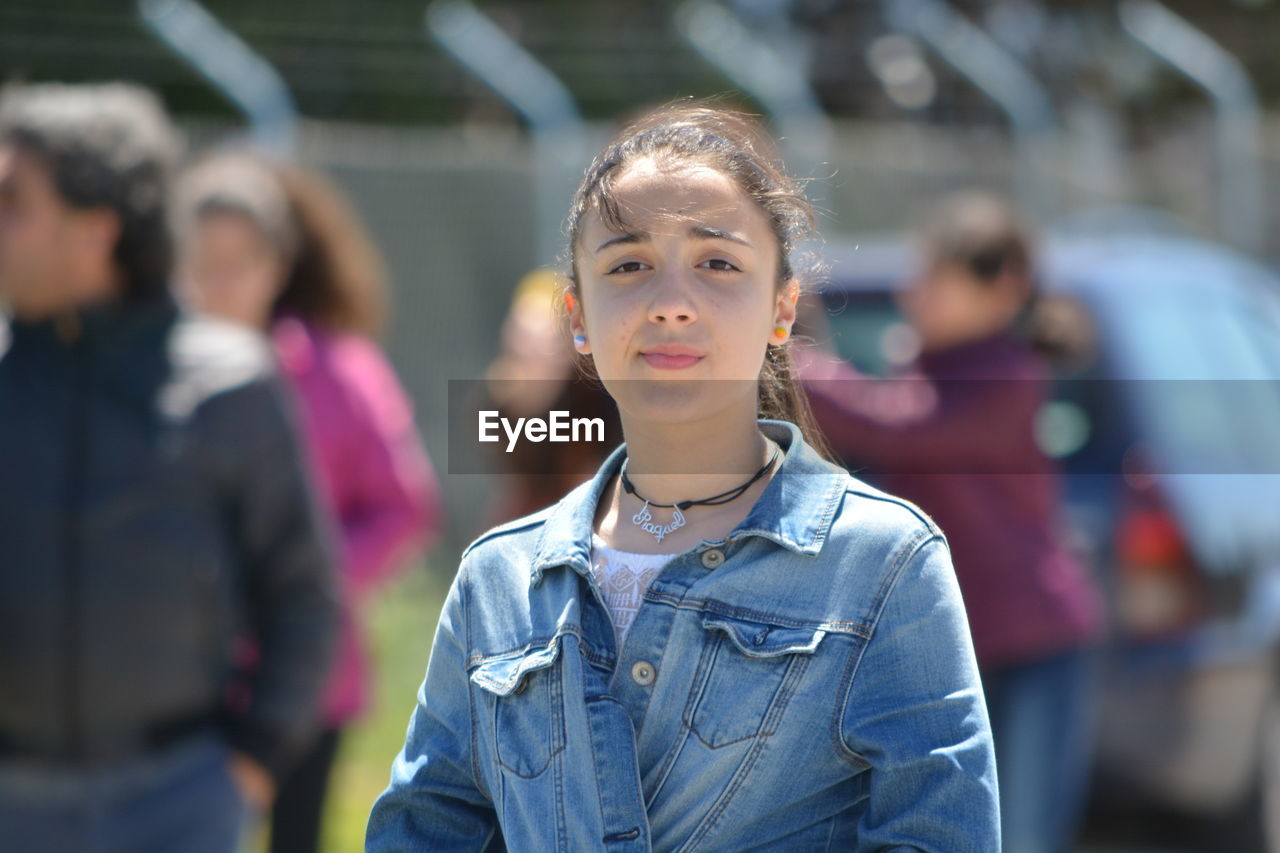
630;660;656;686
700;548;725;569
512;675;528;695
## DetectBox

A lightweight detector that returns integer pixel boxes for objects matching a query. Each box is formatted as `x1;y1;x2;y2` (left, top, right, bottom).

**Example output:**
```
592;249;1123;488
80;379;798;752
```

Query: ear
774;278;800;328
564;285;592;354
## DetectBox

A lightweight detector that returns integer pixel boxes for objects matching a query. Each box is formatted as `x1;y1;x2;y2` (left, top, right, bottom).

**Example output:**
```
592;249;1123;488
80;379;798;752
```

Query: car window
819;288;905;376
1239;266;1280;372
1093;257;1280;572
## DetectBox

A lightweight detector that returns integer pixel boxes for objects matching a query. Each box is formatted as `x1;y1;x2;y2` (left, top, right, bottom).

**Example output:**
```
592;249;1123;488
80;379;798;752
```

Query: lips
642;353;702;369
640;344;705;370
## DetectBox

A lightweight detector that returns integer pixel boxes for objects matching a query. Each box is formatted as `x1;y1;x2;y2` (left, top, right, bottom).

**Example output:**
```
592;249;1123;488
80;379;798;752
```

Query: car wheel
1195;683;1280;852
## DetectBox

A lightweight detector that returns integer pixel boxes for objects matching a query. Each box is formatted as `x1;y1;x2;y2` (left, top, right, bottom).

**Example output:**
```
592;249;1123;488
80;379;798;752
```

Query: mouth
640;344;705;370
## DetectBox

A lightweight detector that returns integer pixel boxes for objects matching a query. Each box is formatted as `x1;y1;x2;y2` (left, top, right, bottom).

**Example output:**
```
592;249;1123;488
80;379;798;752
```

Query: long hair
272;163;387;338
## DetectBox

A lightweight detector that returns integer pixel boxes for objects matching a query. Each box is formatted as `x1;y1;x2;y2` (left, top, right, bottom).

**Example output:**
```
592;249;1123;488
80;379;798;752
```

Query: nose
647;267;697;326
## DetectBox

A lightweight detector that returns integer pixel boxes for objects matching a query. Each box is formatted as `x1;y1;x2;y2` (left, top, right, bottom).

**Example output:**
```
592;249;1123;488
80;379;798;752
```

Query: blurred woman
798;191;1105;853
175;151;443;853
477;267;623;527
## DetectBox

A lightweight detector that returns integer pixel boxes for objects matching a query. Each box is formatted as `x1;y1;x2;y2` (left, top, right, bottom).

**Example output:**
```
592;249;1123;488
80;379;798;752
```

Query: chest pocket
684;611;827;749
470;636;567;779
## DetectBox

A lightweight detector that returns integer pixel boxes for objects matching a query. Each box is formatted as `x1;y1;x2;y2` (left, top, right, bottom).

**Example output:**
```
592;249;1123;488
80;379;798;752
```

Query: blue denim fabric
0;733;246;853
367;419;999;852
981;645;1100;853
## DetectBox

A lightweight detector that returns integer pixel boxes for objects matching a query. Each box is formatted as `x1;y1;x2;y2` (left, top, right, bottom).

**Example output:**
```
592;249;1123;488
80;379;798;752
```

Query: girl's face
179;211;287;330
569;157;796;425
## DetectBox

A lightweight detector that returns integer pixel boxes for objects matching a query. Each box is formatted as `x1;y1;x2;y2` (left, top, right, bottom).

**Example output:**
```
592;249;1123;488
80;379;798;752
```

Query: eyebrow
594;224;753;253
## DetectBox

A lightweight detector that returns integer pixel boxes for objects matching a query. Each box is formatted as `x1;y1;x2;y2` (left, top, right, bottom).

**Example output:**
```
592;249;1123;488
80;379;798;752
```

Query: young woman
175;151;443;853
367;99;999;851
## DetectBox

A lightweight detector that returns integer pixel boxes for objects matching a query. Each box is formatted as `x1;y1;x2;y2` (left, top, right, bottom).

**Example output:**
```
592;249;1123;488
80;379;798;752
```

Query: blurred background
3;1;1279;850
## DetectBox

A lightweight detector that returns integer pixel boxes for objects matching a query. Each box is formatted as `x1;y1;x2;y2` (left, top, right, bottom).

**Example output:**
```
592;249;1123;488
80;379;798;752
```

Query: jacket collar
528;418;849;586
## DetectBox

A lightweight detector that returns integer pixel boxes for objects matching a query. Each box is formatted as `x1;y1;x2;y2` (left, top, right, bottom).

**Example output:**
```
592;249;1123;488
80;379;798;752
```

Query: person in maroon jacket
797;192;1106;853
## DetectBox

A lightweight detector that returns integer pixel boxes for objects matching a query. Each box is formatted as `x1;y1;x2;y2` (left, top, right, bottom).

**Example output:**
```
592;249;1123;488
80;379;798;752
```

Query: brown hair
273;163;386;337
558;95;838;463
916;190;1042;342
917;191;1036;287
177;150;387;338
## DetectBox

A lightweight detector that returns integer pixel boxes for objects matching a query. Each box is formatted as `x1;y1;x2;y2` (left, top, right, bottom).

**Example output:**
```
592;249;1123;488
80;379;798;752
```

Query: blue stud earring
573;335;587;349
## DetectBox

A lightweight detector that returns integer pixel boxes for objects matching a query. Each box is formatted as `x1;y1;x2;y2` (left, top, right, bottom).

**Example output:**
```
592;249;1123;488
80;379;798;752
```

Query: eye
607;260;649;275
700;258;741;272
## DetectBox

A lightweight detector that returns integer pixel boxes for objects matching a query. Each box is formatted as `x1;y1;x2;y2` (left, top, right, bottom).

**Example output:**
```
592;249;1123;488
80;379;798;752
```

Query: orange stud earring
773;326;788;340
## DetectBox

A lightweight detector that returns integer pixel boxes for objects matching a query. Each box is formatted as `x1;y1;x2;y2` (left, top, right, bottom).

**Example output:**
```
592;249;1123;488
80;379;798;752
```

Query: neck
623;412;770;501
14;267;126;323
594;403;780;552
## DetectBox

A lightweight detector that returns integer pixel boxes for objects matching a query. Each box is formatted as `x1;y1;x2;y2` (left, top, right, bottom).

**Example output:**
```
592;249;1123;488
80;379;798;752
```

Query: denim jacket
367;419;999;852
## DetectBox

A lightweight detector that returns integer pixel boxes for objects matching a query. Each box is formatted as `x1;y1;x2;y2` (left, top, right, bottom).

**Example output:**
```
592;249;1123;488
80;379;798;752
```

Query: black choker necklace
619;441;782;543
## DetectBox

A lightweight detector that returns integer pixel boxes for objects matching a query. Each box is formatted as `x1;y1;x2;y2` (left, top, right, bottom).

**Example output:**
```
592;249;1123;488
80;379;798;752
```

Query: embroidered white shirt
588;532;677;649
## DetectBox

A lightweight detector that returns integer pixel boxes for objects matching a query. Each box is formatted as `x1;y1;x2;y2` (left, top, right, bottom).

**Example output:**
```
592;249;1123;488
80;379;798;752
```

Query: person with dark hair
175;149;443;853
0;83;339;853
797;191;1105;853
366;98;998;851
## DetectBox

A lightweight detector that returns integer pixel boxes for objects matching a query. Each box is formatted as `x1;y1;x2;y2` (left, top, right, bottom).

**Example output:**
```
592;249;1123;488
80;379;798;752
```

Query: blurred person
367;99;998;851
797;191;1107;853
478;267;622;527
0;83;338;853
175;150;443;853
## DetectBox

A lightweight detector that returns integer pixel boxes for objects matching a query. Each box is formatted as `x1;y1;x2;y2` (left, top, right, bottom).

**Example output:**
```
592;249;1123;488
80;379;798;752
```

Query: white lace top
588;532;677;649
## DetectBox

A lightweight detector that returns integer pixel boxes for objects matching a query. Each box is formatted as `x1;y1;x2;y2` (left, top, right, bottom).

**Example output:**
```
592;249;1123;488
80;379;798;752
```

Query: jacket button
631;660;656;686
512;675;528;694
700;549;725;569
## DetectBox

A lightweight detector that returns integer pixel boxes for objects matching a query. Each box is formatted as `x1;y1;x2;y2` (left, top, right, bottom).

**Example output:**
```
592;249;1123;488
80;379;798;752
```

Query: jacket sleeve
840;534;1000;852
366;565;502;851
218;375;341;782
797;347;1042;474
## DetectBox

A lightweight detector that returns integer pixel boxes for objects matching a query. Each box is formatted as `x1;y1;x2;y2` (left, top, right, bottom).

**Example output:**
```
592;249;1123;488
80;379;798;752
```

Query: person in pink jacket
174;150;443;853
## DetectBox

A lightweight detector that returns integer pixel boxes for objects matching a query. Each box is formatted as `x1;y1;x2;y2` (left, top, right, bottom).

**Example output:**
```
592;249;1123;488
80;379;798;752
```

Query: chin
610;376;757;427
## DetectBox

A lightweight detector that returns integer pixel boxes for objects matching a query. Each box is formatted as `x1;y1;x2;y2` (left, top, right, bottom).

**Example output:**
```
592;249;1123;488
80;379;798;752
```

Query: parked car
812;213;1280;850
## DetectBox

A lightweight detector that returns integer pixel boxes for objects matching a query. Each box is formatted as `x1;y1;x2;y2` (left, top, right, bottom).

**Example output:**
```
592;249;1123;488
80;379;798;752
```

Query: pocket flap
701;612;827;658
469;638;563;696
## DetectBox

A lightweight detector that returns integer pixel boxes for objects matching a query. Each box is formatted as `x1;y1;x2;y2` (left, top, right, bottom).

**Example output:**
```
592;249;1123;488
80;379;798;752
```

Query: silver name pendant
632;500;686;544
